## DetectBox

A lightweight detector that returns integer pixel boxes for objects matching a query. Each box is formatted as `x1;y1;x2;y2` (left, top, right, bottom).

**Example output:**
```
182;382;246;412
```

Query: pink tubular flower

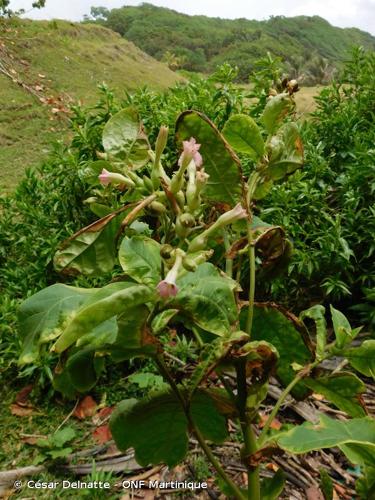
98;168;134;187
178;137;203;168
215;203;248;226
156;280;179;299
156;250;184;299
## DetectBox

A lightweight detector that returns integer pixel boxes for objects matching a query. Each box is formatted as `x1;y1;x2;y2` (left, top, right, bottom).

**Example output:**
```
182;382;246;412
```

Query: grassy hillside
97;3;375;80
0;18;181;189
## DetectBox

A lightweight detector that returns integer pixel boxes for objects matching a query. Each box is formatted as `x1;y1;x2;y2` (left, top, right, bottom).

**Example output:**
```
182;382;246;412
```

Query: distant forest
88;2;375;82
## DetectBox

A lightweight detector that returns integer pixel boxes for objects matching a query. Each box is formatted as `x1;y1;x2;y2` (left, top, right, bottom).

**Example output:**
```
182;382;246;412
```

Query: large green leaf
173;292;230;336
175;110;243;206
102;107;150;169
54;212;123;276
110;390;228;467
261;93;294;134
65;347;105;393
18;284;95;365
343;340;375;379
267;123;303;180
110;304;158;361
52;283;154;353
240;303;313;398
170;263;238;336
119;236;161;286
177;263;238;324
151;309;179;335
274;414;375;467
222;114;264;159
304;372;366;417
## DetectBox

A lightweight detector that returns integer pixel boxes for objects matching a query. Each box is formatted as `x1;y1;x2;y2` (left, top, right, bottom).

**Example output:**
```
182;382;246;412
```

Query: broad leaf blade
241;303;313;398
110;390;228;467
222;114;264;159
102;107;150;169
110;305;158;361
304;372;366;417
53;284;154;353
175;110;243;206
54;212;123;276
274;414;375;467
66;347;105;392
119;236;161;286
18;284;95;365
343;340;375;380
261;93;294;134
267;122;303;179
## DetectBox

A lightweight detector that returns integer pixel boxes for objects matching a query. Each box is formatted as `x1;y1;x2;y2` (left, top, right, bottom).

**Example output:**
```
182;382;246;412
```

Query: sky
10;0;375;35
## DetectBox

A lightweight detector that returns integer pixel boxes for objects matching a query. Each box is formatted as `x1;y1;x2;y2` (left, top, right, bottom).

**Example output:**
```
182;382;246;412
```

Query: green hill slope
0;18;181;189
99;3;375;79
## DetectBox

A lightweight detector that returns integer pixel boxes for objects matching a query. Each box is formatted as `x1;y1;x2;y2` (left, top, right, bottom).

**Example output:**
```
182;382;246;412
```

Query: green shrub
0;146;91;375
262;48;375;317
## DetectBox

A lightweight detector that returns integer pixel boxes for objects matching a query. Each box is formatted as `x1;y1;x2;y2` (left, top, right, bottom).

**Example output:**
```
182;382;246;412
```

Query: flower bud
160;244;174;260
175;190;185;209
155;126;169;162
98;168;135;188
149;201;167;214
175;216;189;239
179;213;195;228
182;255;198;272
143;175;154;193
187;234;207;253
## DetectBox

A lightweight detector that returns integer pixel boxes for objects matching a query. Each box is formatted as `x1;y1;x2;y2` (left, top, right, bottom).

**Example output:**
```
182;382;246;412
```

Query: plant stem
246;222;256;338
223;229;233;277
245;171;259;339
257;358;323;447
193;426;246;500
236;362;260;500
155;355;246;500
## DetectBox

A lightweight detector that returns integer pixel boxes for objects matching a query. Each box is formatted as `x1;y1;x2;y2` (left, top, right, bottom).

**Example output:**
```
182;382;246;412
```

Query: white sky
10;0;375;35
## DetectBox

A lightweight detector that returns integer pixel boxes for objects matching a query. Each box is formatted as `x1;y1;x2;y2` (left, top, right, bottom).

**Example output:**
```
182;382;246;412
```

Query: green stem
245;171;260;339
257;358;323;447
246;222;256;338
223;229;233;277
155;355;245;500
236;362;260;500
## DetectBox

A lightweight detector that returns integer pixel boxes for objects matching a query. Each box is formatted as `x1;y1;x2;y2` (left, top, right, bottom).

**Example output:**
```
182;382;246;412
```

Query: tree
0;0;46;17
87;6;109;22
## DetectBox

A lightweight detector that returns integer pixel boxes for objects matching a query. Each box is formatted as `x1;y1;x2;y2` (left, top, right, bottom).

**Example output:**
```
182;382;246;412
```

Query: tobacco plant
18;87;375;499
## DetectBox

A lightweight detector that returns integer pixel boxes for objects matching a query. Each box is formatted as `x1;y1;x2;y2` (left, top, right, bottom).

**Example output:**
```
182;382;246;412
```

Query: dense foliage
88;3;375;82
1;51;374;382
262;48;375;315
14;72;375;500
0;30;374;495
